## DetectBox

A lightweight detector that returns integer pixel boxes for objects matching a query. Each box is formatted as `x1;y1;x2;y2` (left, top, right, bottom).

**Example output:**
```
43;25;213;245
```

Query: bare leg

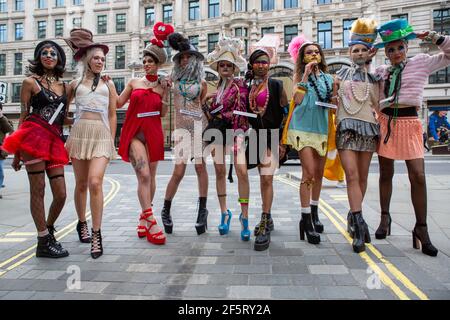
234;146;249;218
71;159;90;223
164;162;187;201
311;153;327;202
340;150;362;212
87;157;109;231
357;152;373;200
212;147;227;213
298;148;318;207
195;159;208;198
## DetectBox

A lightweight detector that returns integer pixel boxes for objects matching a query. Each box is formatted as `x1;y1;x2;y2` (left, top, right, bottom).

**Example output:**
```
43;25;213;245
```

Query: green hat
374;19;416;48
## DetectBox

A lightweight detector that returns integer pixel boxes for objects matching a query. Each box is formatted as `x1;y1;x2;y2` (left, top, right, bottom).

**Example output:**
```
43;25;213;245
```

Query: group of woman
1;18;447;259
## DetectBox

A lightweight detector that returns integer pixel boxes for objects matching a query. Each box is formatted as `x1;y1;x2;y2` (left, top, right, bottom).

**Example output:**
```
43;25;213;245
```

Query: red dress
118;88;164;163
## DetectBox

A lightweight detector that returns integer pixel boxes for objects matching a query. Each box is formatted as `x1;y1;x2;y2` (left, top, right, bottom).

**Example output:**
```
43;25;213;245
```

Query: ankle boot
47;225;63;250
254;212;274;236
375;211;392;239
36;234;69;258
299;213;320;245
412;223;438;257
311;204;324;233
254;213;271;251
347;211;354;238
161;200;173;234
352;211;371;253
91;229;103;259
195;208;208;235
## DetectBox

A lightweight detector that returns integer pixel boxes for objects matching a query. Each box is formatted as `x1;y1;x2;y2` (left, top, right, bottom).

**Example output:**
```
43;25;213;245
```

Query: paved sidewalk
0;166;449;300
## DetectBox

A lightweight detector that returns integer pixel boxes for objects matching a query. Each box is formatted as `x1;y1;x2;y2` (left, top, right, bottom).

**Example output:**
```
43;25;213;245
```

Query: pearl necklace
338;67;371;116
349;68;371;103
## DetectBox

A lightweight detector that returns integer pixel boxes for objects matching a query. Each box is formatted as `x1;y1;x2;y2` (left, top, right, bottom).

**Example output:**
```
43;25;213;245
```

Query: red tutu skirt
1;119;69;168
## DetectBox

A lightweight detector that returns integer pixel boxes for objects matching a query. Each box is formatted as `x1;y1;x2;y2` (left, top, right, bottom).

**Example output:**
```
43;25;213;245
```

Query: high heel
76;220;91;243
218;209;232;235
195;208;208;235
352;211;371;253
143;209;166;245
254;213;270;251
347;211;354;238
412;224;438;257
311;205;324;233
90;229;103;259
239;214;251;241
375;211;392;239
299;213;320;244
137;209;152;238
161;203;173;234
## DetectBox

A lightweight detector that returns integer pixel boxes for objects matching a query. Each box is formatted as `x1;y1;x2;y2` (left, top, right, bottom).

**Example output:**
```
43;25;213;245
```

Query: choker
146;74;158;82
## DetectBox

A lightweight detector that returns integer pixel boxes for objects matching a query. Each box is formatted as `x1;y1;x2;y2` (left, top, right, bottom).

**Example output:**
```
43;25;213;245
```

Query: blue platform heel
239;214;251;241
218;209;232;235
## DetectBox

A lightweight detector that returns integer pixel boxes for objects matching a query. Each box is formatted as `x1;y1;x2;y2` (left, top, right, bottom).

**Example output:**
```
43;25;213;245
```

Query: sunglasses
41;50;57;59
305;50;320;55
219;62;233;68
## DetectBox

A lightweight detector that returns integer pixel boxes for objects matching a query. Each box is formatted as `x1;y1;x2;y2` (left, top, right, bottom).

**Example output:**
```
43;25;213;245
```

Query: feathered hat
207;36;247;75
348;18;378;47
249;34;281;65
143;22;174;64
168;32;204;62
287;34;315;63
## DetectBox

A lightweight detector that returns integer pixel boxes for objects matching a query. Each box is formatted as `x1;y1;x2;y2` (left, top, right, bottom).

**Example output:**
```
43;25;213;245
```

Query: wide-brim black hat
172;44;204;62
34;40;66;68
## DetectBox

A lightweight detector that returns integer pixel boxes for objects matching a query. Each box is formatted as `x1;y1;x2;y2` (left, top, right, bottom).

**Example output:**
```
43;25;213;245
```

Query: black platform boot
375;211;392;239
254;212;274;236
311;204;324;233
195;197;208;235
412;223;438;257
254;212;271;251
347;211;354;238
352;211;371;253
36;233;69;258
299;213;320;244
161;199;173;234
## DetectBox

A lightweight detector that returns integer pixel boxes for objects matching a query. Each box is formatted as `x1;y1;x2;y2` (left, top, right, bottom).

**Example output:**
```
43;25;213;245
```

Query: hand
303;62;318;80
202;93;214;105
279;144;287;160
415;31;430;41
12;155;21;171
159;78;171;89
101;74;111;82
368;47;378;59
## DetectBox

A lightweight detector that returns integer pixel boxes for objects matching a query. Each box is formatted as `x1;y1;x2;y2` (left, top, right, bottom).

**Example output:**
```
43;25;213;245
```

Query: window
0;0;6;12
209;0;219;19
433;9;450;35
73;0;82;5
14;53;22;75
37;0;47;9
0;25;6;42
317;0;331;4
430;66;450;84
261;27;274;37
145;7;155;26
284;0;298;8
235;27;248;55
115;45;125;69
235;0;246;11
55;0;64;7
97;15;107;34
0;54;5;76
391;14;408;22
12;83;22;103
55;19;64;37
15;23;24;41
189;1;200;21
189;35;199;48
15;0;24;11
343;18;356;47
208;33;219;53
73;17;82;28
163;4;172;24
284;25;298;51
318;21;332;49
261;0;274;11
113;78;125;94
37;21;47;39
116;14;126;32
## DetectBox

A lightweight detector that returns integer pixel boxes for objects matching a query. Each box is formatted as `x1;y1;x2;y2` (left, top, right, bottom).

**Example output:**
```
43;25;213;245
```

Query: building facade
0;0;449;146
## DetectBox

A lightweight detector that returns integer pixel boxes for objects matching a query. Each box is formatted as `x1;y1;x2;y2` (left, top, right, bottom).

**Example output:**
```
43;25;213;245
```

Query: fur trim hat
143;22;174;65
207;36;246;75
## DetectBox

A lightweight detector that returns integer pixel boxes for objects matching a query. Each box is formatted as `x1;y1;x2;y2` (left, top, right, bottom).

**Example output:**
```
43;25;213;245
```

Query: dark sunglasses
219;62;233;68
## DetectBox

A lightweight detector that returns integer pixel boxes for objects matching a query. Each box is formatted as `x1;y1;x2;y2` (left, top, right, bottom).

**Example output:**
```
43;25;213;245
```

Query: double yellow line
275;175;429;301
0;177;120;278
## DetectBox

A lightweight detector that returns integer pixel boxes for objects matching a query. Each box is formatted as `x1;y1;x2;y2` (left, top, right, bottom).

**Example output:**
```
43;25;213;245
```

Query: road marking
0;177;120;278
6;232;36;237
0;238;28;243
275;175;429;300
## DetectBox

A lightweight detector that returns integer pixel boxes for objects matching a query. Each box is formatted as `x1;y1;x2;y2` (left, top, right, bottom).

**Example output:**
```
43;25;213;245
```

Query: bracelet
297;82;308;90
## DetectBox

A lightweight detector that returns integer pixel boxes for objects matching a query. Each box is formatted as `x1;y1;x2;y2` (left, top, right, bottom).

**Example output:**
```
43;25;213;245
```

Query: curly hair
294;43;328;81
28;44;65;79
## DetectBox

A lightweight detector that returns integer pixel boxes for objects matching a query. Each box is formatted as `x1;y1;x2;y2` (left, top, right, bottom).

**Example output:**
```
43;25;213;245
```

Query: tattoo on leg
132;158;147;171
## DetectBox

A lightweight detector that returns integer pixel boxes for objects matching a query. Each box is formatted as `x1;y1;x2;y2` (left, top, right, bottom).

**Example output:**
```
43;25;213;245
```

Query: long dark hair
294;43;328;80
28;44;65;80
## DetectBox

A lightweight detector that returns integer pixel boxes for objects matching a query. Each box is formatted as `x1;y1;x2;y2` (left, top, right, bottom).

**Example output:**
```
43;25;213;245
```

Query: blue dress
285;72;333;156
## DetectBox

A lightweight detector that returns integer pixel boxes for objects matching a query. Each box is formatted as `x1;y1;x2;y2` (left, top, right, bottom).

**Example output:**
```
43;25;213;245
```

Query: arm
117;79;134;109
0;115;13;133
429;116;439;140
417;33;450;74
106;80;118;140
160;82;170;118
64;81;76;126
200;80;212;121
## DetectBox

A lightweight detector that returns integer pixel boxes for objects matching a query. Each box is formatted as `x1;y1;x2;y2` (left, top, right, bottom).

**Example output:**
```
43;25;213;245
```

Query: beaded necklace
249;77;270;116
338;67;371;115
178;79;200;102
308;72;332;103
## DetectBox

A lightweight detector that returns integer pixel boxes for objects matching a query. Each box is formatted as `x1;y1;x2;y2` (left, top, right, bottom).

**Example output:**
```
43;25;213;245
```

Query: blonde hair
77;47;105;78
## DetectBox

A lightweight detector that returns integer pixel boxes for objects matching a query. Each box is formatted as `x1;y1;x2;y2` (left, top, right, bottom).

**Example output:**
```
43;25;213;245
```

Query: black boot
47;225;63;249
161;199;173;234
412;223;438;257
352;211;371;253
347;211;354;238
254;213;271;251
375;211;392;239
76;220;91;243
299;213;320;244
195;208;208;235
254;212;274;236
311;204;324;233
36;233;69;258
91;229;103;259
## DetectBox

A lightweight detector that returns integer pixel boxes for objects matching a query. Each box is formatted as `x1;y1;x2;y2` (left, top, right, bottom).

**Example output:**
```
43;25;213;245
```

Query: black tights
378;156;428;227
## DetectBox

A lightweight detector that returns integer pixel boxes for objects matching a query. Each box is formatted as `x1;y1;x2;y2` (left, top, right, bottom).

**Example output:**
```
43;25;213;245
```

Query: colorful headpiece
287;35;314;63
374;19;416;48
143;22;174;64
348;18;378;47
207;36;247;75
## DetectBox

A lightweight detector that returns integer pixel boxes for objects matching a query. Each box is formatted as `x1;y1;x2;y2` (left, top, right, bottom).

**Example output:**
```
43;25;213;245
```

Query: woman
283;35;334;245
65;28;117;259
334;18;380;253
2;40;70;258
245;47;288;251
116;23;173;245
203;36;251;241
160;33;209;235
0;102;14;199
373;19;450;256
